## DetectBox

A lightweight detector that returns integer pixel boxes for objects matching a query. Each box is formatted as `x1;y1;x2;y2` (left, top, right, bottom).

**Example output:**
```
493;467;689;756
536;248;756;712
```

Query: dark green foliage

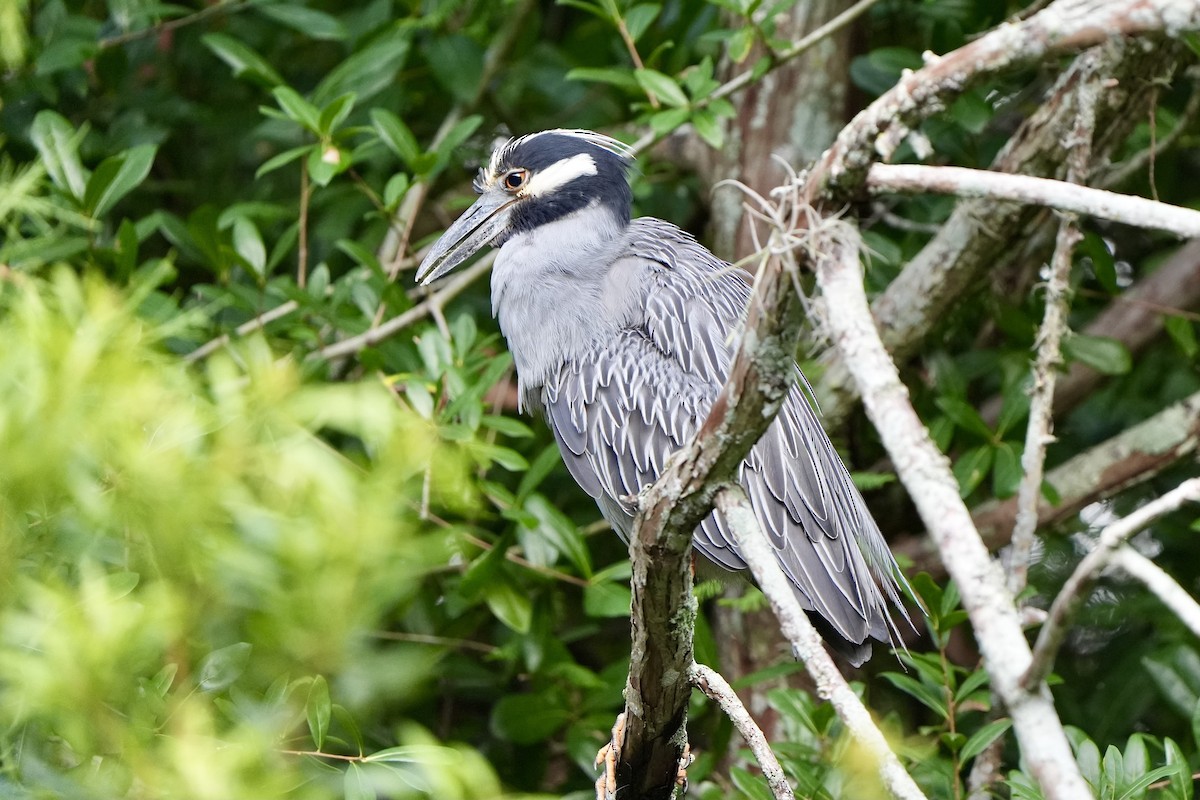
3;0;1200;798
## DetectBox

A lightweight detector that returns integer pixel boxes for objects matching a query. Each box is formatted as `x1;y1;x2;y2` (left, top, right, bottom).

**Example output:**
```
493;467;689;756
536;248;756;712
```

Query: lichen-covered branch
865;164;1200;239
816;41;1183;423
1008;73;1096;597
814;221;1092;799
715;485;927;800
1112;547;1200;640
609;230;808;798
688;663;795;800
1023;478;1200;689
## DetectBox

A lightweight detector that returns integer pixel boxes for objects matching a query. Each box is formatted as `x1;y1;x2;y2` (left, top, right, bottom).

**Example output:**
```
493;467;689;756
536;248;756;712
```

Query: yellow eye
503;169;528;192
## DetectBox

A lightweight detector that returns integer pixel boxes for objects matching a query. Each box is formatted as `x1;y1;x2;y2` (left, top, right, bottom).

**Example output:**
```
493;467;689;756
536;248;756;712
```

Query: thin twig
1112;547;1200;640
185;298;301;362
460;531;590;588
1007;59;1097;597
1099;79;1200;189
715;486;926;800
628;0;882;155
1023;478;1200;689
689;663;795;800
315;252;494;361
866;164;1200;239
98;0;251;48
298;162;311;289
368;630;499;654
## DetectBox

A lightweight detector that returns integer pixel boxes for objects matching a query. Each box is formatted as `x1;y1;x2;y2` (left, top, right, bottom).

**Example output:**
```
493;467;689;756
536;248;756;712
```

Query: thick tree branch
899;387;1200;574
1112;547;1200;640
1024;478;1200;688
610;231;807;798
866;164;1200;239
816;42;1183;424
805;0;1200;199
715;485;927;800
688;663;795;800
814;221;1092;799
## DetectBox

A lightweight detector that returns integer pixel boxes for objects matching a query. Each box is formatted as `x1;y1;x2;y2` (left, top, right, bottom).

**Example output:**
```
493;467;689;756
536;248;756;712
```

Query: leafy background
1;0;1199;798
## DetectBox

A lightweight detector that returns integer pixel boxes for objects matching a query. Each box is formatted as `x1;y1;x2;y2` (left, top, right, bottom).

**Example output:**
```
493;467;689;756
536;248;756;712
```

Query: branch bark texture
866;164;1200;239
814;223;1092;799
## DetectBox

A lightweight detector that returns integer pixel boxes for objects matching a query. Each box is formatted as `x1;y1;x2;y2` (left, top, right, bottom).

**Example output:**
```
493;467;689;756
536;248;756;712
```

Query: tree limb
688;663;796;800
1112;546;1200;640
816;41;1184;424
1008;71;1096;597
1023;478;1200;689
866;164;1200;239
715;485;927;800
814;220;1093;799
899;387;1200;574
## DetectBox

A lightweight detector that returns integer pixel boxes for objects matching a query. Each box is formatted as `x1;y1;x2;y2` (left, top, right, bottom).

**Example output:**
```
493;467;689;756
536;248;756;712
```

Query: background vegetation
0;0;1198;798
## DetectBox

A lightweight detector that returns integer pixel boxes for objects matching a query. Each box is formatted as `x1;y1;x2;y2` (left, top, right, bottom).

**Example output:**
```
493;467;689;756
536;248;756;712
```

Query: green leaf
491;692;570;744
273;86;322;133
232;217;266;276
691;108;724;148
343;763;375;800
521;494;592;577
1163;738;1193;800
634;68;689;107
1143;646;1200;717
566;66;641;93
314;26;411;105
727;26;755;63
935;396;993;440
370;109;422;167
992;441;1022;499
306;146;346;187
201;33;283;86
960;718;1012;762
648;107;690;135
306;675;331;749
256;145;311;178
880;672;948;717
1063;334;1132;376
255;3;348;40
84;144;157;218
30;110;89;201
584;577;631;618
197;642;252;693
1165;316;1199;359
952;445;993;497
623;4;661;42
318;93;357;136
485;581;532;633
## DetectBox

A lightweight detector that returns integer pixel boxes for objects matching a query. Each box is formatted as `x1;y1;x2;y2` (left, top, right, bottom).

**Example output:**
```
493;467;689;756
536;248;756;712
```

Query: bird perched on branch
417;129;910;665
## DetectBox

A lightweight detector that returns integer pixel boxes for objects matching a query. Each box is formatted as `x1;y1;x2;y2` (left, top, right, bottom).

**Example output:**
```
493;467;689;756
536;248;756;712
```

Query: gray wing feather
541;217;908;653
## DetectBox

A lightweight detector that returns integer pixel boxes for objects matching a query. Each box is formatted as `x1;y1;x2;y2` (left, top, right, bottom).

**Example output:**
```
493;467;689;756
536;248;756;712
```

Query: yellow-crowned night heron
417;129;909;664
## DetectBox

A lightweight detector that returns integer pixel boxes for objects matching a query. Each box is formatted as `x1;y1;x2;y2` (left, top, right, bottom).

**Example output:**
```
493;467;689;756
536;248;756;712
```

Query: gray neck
490;205;641;406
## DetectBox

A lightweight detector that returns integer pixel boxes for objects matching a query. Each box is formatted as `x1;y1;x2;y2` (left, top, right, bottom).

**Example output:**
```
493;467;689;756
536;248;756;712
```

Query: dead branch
814;221;1092;799
865;164;1200;238
1024;478;1200;688
816;41;1184;424
1008;74;1096;597
715;485;927;800
899;387;1200;574
688;663;796;800
1112;547;1200;640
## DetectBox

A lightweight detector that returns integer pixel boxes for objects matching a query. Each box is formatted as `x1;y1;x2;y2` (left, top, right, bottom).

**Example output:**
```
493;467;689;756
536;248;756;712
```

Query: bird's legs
594;712;694;798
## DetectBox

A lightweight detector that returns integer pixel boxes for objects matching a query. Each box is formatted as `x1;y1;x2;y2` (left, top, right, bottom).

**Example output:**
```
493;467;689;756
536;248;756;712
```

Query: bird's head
416;129;634;284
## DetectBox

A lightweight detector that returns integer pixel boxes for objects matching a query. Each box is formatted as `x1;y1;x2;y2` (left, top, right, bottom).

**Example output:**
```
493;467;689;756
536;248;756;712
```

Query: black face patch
495;133;633;234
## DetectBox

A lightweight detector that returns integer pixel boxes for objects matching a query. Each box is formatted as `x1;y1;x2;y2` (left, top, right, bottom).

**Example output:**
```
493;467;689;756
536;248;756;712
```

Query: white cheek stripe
525;153;597;197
